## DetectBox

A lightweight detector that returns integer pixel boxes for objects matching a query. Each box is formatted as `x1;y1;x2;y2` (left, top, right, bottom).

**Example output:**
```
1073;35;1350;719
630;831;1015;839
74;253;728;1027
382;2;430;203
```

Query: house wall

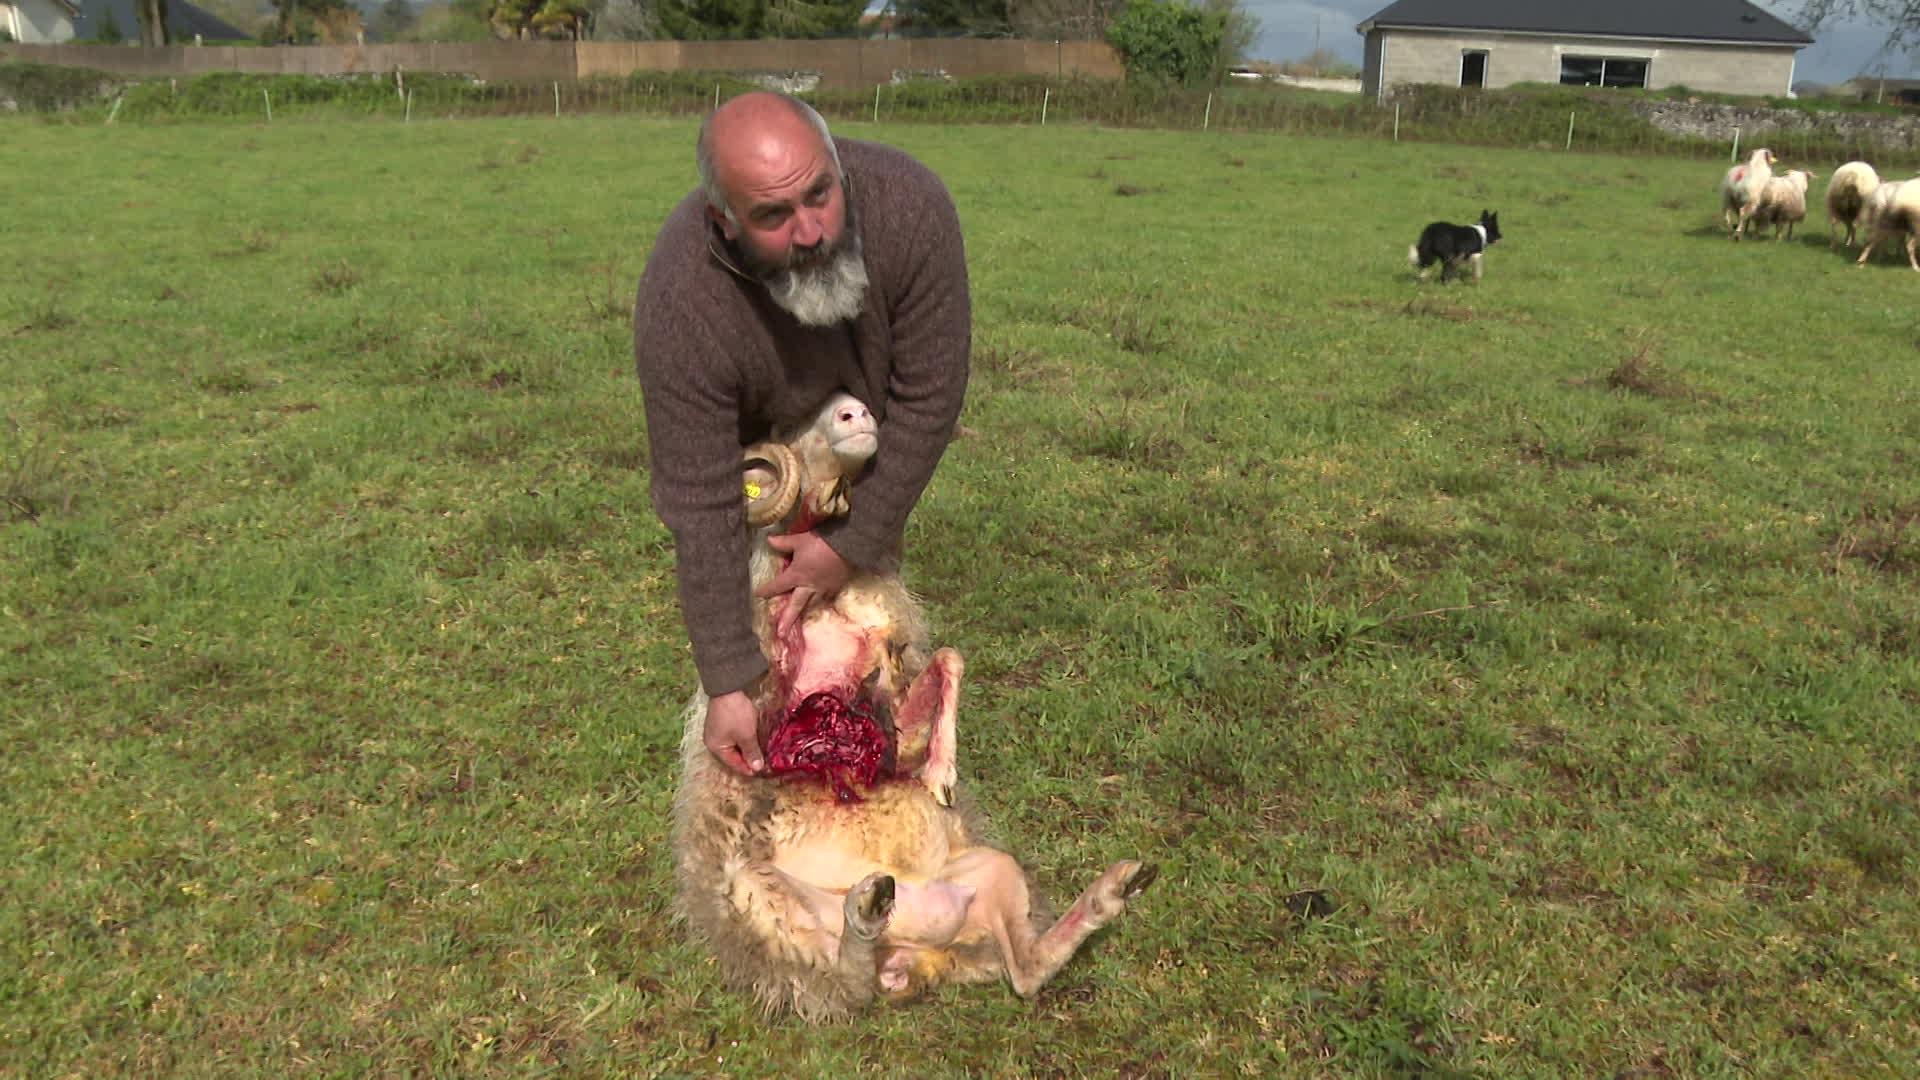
1365;28;1800;98
3;0;77;43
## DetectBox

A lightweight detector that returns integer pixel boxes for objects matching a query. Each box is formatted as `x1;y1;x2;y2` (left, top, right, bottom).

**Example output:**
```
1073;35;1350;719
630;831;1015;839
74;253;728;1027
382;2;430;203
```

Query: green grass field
4;114;1918;1076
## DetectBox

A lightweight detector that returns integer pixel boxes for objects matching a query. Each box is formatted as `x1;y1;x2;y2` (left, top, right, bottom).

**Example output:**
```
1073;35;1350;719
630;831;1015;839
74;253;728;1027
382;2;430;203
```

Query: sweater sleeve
818;171;971;570
634;288;768;698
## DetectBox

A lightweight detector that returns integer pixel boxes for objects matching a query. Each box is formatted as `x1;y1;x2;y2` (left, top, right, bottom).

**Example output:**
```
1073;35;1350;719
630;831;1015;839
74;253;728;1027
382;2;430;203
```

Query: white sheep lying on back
1719;147;1776;240
1751;169;1816;242
1826;161;1880;249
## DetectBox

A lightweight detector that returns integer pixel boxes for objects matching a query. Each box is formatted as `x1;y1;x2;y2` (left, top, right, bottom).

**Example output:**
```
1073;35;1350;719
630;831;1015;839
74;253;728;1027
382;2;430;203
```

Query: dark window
1461;50;1487;88
1602;58;1649;87
1560;56;1648;89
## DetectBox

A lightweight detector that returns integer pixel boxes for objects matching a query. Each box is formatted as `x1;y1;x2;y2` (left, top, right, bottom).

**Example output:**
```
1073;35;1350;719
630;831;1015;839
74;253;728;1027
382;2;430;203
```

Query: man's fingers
709;740;762;776
774;588;813;637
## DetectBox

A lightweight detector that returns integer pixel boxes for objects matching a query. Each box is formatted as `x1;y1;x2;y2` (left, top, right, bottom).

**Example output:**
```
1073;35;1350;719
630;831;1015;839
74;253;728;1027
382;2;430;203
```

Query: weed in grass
21;299;76;336
1605;338;1694;399
2;425;71;523
194;364;264;395
1113;182;1159;197
1076;400;1182;466
584;260;628;323
226;227;280;256
311;260;361;294
1827;503;1920;576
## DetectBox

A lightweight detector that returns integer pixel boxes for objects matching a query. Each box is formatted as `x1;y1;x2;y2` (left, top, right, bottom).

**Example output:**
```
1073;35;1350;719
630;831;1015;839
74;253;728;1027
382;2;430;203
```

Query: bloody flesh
765;691;890;802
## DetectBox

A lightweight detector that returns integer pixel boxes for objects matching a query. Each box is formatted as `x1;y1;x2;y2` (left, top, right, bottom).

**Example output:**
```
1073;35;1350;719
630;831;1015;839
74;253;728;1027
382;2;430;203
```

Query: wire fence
17;68;1920;170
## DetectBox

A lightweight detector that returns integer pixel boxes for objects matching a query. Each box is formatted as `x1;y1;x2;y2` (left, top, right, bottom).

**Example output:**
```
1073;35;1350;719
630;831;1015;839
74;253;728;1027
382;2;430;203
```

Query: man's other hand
754;531;852;637
705;690;764;776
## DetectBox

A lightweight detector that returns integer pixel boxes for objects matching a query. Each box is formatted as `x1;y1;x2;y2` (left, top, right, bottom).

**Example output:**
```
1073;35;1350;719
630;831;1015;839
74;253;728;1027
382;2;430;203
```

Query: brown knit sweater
633;138;971;697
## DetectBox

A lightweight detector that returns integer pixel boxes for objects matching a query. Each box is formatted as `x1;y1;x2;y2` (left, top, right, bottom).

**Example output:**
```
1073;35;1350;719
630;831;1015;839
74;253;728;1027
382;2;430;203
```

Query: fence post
263;89;272;122
873;83;880;124
713;83;720;110
1041;86;1049;126
1565;110;1575;151
1730;126;1740;163
1393;102;1400;142
1203;91;1212;130
405;88;413;124
554;82;561;119
106;95;124;125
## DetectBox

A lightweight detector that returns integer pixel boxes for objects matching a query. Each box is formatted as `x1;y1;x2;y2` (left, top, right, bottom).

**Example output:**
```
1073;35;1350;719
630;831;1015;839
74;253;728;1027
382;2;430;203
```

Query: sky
1244;0;1906;85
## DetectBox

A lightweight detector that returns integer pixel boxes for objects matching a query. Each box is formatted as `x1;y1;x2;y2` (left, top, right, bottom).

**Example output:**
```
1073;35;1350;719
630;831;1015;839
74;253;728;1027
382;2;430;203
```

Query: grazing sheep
1751;169;1816;242
1825;161;1881;248
1855;179;1920;271
1719;147;1777;240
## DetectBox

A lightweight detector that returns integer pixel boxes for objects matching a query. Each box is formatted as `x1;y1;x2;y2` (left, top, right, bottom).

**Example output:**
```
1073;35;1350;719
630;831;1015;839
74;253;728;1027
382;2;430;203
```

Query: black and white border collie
1409;210;1502;282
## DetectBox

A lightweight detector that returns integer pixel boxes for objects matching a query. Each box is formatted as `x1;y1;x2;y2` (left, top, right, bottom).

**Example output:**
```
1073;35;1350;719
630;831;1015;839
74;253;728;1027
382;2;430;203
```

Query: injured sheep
1826;161;1881;249
672;394;1156;1019
1719;147;1777;240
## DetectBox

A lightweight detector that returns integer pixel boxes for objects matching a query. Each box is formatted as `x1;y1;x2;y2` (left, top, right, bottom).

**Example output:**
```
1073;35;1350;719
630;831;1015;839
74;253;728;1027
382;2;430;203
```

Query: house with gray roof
1356;0;1814;102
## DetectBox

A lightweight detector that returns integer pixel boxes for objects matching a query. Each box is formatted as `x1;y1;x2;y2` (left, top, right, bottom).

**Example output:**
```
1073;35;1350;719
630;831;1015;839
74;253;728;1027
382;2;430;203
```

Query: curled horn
741;442;802;528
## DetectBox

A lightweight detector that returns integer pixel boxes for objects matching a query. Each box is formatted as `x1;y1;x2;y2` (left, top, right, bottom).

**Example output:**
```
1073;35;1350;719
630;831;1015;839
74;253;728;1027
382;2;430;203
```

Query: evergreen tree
896;0;1010;37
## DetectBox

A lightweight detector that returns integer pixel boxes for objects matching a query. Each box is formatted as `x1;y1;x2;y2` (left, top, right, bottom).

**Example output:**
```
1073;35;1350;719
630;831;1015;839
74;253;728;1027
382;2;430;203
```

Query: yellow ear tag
744;481;763;499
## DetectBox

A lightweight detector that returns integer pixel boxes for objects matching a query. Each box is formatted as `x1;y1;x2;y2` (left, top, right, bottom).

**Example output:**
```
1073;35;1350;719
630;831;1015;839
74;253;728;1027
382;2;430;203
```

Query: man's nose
790;208;823;250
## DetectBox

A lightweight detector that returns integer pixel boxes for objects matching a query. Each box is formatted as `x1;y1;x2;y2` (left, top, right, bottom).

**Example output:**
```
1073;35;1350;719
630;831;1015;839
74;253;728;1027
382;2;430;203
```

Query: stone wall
1631;98;1920;154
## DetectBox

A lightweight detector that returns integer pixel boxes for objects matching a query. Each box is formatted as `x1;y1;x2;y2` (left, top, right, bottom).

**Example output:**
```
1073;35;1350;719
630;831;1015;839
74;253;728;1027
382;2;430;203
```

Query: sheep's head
740;393;879;530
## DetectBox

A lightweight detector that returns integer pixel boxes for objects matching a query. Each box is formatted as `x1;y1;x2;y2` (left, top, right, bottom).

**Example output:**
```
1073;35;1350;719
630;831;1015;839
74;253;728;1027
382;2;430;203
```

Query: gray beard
766;248;870;327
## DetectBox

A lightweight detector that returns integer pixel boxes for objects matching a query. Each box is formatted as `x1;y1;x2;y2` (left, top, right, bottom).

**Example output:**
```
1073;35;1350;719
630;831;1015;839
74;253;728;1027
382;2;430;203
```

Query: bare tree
1789;1;1919;58
134;0;170;46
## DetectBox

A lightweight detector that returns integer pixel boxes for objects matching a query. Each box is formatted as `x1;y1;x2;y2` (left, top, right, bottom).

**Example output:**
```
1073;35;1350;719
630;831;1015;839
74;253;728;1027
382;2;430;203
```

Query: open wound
765;691;891;802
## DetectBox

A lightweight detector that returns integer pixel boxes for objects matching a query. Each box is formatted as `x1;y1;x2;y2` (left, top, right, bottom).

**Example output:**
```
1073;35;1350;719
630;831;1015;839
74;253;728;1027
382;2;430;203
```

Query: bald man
634;93;971;777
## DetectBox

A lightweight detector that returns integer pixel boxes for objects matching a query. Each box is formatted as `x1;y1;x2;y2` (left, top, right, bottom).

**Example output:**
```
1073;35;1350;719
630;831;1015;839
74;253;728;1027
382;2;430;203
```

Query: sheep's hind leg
938;850;1157;998
1854;227;1886;266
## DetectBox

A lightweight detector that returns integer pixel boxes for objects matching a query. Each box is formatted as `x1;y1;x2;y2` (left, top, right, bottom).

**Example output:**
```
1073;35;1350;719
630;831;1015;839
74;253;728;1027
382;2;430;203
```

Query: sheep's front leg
893;648;962;806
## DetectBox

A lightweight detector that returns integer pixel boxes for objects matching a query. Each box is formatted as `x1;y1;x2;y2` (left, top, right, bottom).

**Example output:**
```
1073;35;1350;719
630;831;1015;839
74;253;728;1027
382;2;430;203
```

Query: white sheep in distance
1854;179;1920;271
1826;161;1881;249
1719;147;1777;240
1751;169;1816;242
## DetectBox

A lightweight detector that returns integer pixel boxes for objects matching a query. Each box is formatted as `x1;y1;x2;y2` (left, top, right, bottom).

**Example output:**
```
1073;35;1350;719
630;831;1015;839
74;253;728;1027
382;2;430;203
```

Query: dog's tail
1406;244;1420;269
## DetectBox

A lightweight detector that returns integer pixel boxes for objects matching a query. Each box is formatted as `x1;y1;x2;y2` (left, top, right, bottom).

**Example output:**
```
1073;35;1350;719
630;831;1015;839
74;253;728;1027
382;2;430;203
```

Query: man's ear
707;203;737;240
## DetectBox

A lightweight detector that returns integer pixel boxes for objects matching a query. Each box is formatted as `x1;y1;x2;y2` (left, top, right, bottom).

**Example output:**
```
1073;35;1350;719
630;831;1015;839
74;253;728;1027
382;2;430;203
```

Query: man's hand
704;690;764;776
754;531;852;637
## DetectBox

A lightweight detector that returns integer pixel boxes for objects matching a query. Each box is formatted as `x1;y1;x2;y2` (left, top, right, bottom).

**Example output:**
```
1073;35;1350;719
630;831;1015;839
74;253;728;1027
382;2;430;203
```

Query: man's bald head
692;92;867;326
697;92;841;225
